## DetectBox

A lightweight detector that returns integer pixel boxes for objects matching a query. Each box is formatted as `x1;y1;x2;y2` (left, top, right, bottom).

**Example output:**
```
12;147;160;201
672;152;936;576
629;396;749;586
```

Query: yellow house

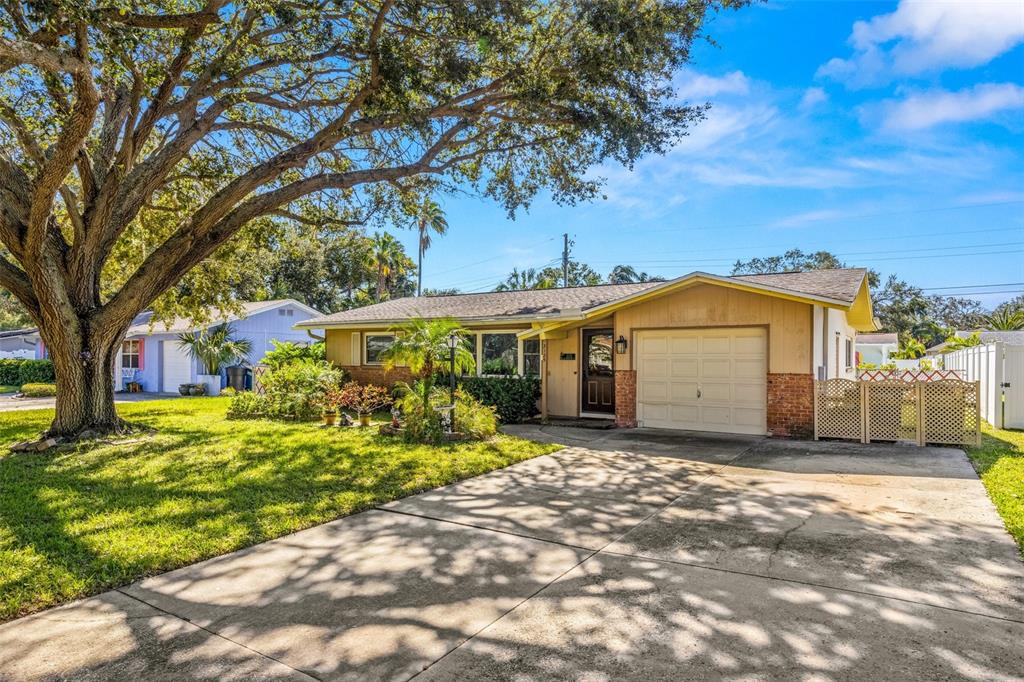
294;268;876;437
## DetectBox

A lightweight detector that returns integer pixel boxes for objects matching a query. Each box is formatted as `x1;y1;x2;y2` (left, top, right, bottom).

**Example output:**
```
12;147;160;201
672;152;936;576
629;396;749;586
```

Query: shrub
453;389;498;439
337;381;392;416
257;359;344;420
395;382;447;444
220;386;238;397
227;392;270;419
20;382;57;397
0;359;55;386
263;340;326;369
458;375;540;423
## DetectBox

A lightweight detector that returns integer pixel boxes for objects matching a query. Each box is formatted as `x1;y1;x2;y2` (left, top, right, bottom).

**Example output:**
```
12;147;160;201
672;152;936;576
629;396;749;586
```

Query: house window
481;333;517;375
845;338;853;369
121;339;142;369
364;334;394;365
522;339;541;376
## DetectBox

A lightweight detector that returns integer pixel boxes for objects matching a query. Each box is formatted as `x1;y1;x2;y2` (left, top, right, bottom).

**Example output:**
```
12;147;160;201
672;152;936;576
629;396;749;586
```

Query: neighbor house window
522;339;541;376
481;333;517;375
364;334;394;365
845;338;853;369
121;339;142;369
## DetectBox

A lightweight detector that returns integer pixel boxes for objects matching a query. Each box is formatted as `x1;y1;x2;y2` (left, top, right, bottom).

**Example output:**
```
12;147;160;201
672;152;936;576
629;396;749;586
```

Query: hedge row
458;375;541;424
0;359;55;386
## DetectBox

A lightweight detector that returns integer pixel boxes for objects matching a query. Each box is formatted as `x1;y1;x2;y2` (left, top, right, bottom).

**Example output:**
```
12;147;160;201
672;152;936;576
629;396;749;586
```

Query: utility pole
562;233;569;288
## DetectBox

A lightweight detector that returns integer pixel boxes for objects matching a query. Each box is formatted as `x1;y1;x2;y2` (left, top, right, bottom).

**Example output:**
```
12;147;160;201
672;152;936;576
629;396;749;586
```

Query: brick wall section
340;365;414;387
614;369;637;428
767;373;814;439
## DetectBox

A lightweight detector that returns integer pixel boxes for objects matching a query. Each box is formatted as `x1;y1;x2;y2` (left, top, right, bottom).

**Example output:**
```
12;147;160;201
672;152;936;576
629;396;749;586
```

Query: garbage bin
226;365;248;392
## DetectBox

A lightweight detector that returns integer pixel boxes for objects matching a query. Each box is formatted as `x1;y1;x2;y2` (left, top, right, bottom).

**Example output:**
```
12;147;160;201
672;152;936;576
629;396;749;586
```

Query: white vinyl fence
942;343;1024;429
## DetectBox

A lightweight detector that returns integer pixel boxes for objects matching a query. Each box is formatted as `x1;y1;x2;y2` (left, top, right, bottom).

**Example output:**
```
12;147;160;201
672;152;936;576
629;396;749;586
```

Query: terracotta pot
358;413;371;427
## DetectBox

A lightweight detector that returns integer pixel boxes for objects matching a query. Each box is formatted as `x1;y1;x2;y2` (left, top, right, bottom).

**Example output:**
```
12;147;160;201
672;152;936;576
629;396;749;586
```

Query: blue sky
390;0;1024;308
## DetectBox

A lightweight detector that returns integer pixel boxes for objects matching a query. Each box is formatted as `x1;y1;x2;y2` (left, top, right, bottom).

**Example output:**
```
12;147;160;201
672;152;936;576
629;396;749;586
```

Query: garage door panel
701;336;731;354
161;343;192;393
670;358;698;378
701;359;731;379
669;336;698;354
640;336;669;355
700;383;731;402
668;382;698;402
637;328;766;435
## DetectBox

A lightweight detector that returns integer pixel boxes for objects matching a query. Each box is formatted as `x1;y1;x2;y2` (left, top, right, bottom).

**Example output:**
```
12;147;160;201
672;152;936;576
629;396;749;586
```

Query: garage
636;327;767;435
161;342;192;393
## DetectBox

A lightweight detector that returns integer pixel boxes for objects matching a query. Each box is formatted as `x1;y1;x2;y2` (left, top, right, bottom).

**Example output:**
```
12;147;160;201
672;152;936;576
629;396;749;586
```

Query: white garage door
636;328;767;435
161;342;193;393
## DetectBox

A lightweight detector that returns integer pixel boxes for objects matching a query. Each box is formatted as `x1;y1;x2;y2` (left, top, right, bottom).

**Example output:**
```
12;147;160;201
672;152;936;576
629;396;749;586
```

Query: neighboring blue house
37;299;322;393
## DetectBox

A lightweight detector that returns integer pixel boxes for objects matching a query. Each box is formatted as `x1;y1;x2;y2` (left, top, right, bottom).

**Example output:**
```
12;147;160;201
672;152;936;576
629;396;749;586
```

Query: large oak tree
0;0;740;437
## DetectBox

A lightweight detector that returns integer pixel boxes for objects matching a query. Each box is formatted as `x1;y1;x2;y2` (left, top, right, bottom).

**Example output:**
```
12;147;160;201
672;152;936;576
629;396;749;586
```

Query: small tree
984;309;1024;331
942;331;982;353
890;337;926;360
177;323;252;375
382;317;475;418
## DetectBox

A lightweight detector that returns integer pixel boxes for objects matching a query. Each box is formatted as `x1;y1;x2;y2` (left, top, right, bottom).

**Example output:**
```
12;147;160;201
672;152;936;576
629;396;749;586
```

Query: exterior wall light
614;335;628;354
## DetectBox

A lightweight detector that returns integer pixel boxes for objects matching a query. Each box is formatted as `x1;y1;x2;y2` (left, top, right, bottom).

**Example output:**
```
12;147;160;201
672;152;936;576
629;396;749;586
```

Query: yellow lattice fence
814;378;980;447
814;379;863;441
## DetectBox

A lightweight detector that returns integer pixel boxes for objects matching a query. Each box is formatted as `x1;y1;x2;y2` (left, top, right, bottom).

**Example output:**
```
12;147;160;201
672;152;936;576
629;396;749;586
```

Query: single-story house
35;299;321;393
927;330;1024;355
0;327;40;359
295;268;875;438
854;332;898;366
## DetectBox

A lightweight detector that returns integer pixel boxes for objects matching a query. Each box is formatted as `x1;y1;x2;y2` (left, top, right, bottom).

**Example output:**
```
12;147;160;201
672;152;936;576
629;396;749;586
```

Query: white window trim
121;339;141;370
519;337;541;377
363;333;395;366
472;330;530;377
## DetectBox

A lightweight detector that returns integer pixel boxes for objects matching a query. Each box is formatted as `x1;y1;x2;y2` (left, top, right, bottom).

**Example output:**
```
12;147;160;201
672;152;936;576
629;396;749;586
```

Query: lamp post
446;331;458;431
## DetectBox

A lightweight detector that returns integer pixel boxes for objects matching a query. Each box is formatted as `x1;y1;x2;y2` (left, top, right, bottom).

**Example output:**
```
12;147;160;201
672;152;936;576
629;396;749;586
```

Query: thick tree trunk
44;322;126;438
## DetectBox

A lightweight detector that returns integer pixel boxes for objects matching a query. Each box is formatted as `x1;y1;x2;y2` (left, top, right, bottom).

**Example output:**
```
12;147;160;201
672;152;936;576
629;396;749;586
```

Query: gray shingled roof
732;268;867;304
298;269;867;328
928;330;1024;352
128;299;319;335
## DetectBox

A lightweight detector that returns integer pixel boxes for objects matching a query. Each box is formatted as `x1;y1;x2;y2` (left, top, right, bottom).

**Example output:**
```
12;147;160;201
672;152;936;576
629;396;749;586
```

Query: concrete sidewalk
1;426;1022;680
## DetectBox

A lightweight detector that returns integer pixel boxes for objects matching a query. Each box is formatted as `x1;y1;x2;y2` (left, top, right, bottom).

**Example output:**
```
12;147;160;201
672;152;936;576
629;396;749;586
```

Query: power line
922;282;1024;291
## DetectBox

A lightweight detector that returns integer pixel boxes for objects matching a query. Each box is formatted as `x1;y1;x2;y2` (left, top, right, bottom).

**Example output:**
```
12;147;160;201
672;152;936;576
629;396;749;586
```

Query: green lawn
0;385;17;394
0;398;560;621
966;426;1024;557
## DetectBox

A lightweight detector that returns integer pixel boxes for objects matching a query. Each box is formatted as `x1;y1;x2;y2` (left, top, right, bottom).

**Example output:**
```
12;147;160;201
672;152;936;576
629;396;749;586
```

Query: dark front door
582;329;615;414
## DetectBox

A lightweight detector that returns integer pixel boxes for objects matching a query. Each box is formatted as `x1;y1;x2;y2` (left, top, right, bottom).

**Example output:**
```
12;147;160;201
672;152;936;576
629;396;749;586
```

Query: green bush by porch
0;359;55;387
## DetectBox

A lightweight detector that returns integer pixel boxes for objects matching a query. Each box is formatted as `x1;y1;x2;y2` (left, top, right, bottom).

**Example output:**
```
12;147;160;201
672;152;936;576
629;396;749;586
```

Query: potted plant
338;381;392;427
321;387;344;427
177;323;252;397
178;384;191;396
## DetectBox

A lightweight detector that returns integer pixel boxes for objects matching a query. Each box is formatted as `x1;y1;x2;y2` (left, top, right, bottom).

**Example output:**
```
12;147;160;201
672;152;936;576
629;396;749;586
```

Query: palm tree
415;198;448;297
495;267;557;291
367;233;406;302
607;264;665;284
381;317;476;413
177;323;253;375
983;308;1024;331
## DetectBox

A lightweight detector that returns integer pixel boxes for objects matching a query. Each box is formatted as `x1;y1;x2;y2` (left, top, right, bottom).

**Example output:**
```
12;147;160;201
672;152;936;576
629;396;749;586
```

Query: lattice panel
858;369;964;382
815;379;862;441
252;365;268;396
866;381;918;443
921;380;981;446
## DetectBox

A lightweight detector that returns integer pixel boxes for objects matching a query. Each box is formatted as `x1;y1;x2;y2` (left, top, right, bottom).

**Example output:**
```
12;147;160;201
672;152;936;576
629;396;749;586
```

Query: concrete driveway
0;391;179;412
2;426;1022;680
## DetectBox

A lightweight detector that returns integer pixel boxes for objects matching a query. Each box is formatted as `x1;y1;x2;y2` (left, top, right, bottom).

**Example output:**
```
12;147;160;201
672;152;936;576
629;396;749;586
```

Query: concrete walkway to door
1;426;1022;680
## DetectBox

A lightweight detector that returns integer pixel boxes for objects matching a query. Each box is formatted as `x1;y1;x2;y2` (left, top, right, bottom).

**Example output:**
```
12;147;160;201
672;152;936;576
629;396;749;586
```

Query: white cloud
674;69;751;100
819;0;1024;86
770;209;847;228
873;83;1024;131
799;87;827;110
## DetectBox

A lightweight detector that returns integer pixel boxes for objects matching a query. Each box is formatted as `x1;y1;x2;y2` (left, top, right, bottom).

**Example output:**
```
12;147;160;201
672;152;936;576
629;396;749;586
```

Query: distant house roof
296;268;869;329
0;327;38;339
927;330;1024;353
856;332;898;345
127;299;321;336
